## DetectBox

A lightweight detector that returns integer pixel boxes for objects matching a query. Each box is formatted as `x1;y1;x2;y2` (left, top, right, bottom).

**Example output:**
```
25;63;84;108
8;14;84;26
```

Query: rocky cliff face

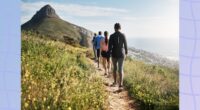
33;4;59;19
22;4;93;47
72;25;93;47
22;4;60;28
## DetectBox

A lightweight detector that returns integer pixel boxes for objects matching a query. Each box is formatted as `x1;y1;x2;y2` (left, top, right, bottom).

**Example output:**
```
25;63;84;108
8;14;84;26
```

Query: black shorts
101;51;110;60
97;49;100;58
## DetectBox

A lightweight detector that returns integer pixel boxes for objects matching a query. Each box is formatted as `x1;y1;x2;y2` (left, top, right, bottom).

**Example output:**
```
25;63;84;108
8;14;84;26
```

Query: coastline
128;47;179;69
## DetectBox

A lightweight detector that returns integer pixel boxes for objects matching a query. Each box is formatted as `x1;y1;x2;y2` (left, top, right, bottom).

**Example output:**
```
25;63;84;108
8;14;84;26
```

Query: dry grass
123;57;179;110
21;32;107;110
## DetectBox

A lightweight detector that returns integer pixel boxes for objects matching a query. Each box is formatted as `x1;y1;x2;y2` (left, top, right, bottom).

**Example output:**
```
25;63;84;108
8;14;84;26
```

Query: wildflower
25;102;28;108
32;98;36;102
43;97;46;101
51;83;56;88
28;95;31;100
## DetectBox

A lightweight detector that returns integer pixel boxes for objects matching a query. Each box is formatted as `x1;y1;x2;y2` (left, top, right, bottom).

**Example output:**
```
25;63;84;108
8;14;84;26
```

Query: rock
32;4;59;21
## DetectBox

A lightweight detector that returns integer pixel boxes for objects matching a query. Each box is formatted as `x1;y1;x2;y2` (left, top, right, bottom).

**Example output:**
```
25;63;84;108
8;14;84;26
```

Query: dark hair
104;31;108;45
114;23;121;30
99;31;102;35
94;33;97;36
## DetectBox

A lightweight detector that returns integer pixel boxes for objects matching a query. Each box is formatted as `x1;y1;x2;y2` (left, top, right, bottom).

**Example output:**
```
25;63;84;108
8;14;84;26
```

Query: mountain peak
43;4;52;8
22;4;93;47
31;4;59;21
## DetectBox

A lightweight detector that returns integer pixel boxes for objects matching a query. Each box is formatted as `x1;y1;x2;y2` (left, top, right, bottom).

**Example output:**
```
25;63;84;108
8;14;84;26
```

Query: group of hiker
92;23;128;89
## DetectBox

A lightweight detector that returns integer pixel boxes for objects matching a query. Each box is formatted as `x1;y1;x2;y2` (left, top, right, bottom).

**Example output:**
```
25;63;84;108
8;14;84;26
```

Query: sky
21;0;179;39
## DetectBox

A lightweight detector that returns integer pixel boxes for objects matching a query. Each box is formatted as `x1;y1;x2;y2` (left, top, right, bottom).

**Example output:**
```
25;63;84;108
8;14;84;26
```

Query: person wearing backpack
109;23;128;89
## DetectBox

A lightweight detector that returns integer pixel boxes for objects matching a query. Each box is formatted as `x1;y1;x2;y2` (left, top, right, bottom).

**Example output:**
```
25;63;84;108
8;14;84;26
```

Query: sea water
127;38;179;61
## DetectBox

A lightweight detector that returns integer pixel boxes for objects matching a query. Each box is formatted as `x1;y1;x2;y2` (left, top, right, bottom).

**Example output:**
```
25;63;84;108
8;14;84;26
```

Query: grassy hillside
21;32;107;110
21;31;179;110
35;18;81;41
22;18;82;45
124;57;179;110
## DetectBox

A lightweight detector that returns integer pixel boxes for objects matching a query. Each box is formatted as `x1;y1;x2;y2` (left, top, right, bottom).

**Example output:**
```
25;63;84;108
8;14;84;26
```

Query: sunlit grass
21;31;179;110
21;32;107;110
124;57;179;109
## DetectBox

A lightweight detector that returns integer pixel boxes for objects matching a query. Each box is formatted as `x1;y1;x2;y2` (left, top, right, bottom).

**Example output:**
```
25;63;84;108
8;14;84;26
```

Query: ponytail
104;31;108;45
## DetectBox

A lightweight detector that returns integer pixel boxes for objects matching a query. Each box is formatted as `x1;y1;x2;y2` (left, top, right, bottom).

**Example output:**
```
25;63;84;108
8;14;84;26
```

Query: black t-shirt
109;31;128;58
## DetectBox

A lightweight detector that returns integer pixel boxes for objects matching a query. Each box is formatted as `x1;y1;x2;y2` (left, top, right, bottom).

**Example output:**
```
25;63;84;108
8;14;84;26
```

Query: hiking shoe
110;82;117;87
119;85;123;88
106;74;110;78
118;85;124;90
98;68;102;71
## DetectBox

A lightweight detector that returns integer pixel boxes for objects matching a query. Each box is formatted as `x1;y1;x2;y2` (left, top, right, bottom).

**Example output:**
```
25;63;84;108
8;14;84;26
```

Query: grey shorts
112;57;125;74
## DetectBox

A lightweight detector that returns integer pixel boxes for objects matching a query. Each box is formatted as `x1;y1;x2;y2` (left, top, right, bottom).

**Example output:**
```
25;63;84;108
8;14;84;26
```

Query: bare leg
107;58;111;73
113;72;117;84
102;58;107;75
105;58;107;74
93;46;97;61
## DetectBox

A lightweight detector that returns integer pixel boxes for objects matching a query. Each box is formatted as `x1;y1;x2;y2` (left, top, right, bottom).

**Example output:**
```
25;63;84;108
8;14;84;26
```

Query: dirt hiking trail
90;59;139;110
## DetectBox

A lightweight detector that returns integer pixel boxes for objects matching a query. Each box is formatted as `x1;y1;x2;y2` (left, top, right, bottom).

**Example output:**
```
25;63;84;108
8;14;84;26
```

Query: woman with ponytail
100;31;111;76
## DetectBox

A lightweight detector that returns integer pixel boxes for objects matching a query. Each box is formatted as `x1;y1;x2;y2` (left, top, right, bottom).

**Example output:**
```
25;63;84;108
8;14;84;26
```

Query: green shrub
124;58;179;109
21;32;107;110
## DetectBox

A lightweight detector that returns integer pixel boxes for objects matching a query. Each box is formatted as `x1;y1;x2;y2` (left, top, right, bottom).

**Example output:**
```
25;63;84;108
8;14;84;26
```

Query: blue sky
21;0;179;39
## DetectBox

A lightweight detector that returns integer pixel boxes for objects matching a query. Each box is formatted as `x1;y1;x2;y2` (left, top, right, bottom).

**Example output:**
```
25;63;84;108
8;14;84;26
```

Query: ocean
127;38;179;60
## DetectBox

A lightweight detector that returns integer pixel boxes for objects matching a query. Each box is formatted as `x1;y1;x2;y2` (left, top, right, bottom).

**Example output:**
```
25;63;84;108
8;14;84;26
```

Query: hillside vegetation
124;57;179;110
22;18;81;44
21;32;107;110
21;31;179;110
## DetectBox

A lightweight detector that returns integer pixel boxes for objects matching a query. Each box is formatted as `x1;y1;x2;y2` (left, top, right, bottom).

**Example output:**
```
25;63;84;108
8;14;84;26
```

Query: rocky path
90;59;138;110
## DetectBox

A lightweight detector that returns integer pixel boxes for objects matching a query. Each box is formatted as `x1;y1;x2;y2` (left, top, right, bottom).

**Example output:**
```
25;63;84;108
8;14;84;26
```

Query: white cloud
21;1;128;24
122;16;163;21
21;1;178;39
120;16;178;39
